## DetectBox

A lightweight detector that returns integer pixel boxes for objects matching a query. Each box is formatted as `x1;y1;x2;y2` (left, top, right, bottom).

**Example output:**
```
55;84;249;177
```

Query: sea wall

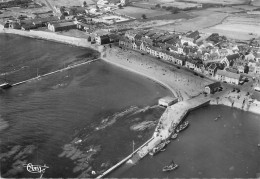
1;28;96;49
210;98;260;115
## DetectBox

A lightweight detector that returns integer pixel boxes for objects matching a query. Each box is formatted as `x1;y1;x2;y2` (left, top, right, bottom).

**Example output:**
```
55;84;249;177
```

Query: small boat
176;121;189;133
0;82;12;89
149;142;166;156
162;160;178;172
171;133;178;140
165;140;170;145
160;148;166;152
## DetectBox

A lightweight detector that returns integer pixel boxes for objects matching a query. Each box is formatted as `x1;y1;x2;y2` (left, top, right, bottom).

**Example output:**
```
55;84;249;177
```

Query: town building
204;82;221;94
158;96;178;107
185;58;197;70
215;70;241;85
48;21;77;32
96;35;110;45
221;53;240;67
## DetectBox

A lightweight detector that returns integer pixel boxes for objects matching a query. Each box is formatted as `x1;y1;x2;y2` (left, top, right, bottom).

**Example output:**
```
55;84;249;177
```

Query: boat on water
149;142;167;156
0;82;12;89
162;160;178;172
176;121;189;133
171;133;178;140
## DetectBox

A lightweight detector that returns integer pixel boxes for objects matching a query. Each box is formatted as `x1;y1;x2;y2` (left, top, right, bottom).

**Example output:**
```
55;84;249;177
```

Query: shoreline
1;28;210;99
1;27;260;115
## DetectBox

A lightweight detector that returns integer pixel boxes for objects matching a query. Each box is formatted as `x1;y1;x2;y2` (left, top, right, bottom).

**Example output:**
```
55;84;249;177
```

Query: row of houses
119;32;251;85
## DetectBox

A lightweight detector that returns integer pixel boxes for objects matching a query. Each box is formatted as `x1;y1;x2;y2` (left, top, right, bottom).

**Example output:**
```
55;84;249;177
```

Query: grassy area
177;0;250;5
154;9;229;32
201;14;260;40
115;6;171;19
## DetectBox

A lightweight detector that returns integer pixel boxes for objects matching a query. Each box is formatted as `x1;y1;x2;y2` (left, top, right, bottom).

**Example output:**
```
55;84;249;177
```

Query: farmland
201;14;260;40
115;6;171;19
178;0;250;5
154;8;229;32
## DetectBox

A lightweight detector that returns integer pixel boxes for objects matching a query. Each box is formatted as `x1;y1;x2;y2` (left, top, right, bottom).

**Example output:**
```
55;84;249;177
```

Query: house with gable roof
215;70;241;85
221;53;240;67
181;30;200;46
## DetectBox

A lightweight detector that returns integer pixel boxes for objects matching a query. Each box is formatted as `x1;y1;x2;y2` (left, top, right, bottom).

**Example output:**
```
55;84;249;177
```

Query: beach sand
100;45;213;100
0;28;213;100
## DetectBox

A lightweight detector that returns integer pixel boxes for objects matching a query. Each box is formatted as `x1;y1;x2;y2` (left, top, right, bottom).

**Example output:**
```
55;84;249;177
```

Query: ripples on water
0;34;170;178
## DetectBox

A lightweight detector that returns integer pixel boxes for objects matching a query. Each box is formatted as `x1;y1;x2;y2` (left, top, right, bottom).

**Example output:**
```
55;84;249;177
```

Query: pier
11;59;99;87
96;96;211;178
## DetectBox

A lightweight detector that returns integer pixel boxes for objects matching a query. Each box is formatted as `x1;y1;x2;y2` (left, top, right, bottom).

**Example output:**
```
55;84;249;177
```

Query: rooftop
216;70;241;79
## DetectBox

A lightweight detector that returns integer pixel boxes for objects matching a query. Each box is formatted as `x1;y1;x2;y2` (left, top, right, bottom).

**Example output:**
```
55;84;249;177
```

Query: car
200;75;204;78
244;78;249;82
232;88;236;92
237;89;240;93
177;66;180;69
246;92;250;96
141;53;144;55
193;72;198;76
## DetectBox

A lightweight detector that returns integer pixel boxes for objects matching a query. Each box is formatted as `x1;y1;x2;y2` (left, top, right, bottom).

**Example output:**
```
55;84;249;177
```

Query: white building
158;96;178;107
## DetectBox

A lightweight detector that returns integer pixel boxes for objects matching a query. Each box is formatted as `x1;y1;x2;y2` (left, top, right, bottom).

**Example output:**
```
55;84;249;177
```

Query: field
201;14;260;40
115;6;171;18
251;0;260;6
178;0;249;5
47;0;86;7
154;8;229;32
131;1;198;9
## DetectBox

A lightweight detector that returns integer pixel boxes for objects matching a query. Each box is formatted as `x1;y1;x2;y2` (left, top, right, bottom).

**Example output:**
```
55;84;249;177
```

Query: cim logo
23;163;49;174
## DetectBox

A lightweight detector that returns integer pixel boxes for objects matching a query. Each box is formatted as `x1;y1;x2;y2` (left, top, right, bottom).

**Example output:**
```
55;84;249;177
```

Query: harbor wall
96;137;154;179
1;28;93;48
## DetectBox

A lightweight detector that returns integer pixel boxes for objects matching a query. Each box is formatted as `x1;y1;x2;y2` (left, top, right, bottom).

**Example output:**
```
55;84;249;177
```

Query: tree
141;14;147;19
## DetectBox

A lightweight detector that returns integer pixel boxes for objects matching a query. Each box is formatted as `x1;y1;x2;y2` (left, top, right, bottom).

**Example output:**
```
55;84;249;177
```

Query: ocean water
110;105;260;178
0;34;171;178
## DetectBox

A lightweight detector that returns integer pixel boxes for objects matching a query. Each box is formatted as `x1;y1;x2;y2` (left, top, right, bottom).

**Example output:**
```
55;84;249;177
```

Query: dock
11;59;99;87
96;96;211;178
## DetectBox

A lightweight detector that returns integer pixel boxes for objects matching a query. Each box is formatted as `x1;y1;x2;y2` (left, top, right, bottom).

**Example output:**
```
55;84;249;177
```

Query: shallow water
0;34;171;178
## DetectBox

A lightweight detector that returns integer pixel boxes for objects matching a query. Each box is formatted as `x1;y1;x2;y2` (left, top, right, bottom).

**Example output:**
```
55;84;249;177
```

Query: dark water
111;105;260;178
0;34;171;178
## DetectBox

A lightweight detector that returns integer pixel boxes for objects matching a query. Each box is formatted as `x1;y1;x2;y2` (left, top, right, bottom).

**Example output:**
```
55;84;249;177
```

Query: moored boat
171;133;178;140
162;160;178;172
176;121;189;133
149;142;166;156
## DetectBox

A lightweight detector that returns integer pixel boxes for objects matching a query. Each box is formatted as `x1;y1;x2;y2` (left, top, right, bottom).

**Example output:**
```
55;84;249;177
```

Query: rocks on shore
130;121;157;131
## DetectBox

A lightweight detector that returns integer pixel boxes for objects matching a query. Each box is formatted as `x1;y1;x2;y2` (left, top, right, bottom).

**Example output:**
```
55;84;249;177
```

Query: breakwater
11;59;99;87
96;96;211;178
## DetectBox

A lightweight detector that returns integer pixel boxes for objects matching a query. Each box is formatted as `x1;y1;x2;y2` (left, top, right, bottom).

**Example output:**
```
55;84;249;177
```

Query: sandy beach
101;46;213;100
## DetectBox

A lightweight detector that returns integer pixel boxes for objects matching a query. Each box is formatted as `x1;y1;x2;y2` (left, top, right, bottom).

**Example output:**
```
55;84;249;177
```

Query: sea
0;34;171;178
0;34;260;178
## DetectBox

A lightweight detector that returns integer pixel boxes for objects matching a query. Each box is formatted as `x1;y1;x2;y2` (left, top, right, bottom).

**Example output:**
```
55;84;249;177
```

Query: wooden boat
171;133;178;140
162;160;178;172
